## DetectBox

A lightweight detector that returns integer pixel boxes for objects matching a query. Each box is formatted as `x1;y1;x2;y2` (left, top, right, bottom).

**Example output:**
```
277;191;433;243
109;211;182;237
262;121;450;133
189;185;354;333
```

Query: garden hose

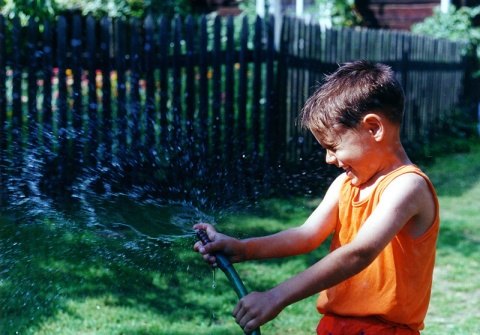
196;230;261;335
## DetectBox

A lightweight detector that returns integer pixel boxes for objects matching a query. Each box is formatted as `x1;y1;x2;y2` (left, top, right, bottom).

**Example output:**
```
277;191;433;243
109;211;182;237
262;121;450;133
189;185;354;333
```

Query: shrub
411;5;480;77
0;0;191;21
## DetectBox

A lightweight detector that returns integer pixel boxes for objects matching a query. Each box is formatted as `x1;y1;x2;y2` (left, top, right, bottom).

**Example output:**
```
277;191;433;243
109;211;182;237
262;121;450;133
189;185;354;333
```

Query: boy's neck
359;141;411;194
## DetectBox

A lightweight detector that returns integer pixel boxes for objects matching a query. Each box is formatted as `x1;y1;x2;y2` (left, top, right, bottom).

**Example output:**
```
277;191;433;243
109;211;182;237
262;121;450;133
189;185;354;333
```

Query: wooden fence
0;14;475;204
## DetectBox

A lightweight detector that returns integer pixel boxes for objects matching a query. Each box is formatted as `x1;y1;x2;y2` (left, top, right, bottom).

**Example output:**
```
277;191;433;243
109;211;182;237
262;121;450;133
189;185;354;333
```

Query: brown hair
299;60;405;139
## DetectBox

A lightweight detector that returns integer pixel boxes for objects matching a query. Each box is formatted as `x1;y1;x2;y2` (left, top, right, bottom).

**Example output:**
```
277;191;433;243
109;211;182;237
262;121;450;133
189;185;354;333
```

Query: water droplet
212;268;216;289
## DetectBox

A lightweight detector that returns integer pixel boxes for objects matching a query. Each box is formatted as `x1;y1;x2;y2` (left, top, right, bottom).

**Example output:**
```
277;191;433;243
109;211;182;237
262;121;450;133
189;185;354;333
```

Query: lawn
0;141;479;334
421;142;480;334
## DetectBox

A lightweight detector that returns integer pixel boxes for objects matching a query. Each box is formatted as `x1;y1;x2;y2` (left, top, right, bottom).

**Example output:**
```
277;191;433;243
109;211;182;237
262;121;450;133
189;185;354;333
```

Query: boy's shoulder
380;165;436;199
388;165;433;188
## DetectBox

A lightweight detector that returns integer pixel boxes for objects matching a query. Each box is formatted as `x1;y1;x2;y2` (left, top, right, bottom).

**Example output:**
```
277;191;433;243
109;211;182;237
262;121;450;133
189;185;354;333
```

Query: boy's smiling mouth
344;167;353;178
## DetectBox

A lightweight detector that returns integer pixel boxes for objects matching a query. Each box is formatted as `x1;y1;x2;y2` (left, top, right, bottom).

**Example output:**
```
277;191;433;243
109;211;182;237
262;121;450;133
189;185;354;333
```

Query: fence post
158;16;170;151
41;19;53;157
115;17;127;169
27;18;39;147
399;35;410;141
100;17;112;165
55;15;73;191
198;15;209;173
251;16;263;182
263;14;277;195
86;15;98;167
10;17;23;171
129;17;142;184
185;15;196;193
72;14;83;165
0;15;5;205
237;15;249;198
210;15;223;183
225;15;235;173
144;14;157;167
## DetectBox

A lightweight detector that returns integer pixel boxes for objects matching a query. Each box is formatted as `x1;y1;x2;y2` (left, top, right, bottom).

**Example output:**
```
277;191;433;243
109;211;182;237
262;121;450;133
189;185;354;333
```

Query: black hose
196;230;261;335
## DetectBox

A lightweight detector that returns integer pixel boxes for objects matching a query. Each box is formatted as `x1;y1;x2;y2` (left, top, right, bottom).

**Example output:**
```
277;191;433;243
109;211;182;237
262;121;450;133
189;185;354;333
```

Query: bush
404;106;480;165
411;5;480;77
0;0;192;21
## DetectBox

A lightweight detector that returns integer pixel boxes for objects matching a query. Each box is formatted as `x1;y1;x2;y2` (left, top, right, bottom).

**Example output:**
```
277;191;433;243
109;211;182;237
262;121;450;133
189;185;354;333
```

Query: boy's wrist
242;238;253;261
269;284;293;311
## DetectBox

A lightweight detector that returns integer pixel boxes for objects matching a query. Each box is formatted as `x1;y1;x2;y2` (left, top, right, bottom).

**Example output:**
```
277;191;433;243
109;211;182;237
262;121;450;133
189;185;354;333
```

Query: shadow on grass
422;141;480;197
0;214;220;334
436;222;480;259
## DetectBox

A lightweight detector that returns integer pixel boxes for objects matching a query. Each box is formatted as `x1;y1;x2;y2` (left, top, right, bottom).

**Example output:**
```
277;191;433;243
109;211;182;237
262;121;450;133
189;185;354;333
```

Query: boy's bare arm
242;173;344;260
194;173;344;263
234;173;437;331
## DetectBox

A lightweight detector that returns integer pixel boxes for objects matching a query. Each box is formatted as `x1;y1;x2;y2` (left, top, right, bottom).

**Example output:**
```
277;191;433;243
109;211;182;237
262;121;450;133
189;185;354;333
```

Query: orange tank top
316;165;440;330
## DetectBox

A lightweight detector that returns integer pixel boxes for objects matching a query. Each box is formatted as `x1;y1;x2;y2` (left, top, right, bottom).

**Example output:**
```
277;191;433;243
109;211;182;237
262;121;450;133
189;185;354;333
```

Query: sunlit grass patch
422;141;480;334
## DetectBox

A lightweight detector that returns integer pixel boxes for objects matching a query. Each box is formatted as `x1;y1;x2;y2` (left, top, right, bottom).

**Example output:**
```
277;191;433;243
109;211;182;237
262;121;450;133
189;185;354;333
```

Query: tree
411;5;480;76
0;0;192;21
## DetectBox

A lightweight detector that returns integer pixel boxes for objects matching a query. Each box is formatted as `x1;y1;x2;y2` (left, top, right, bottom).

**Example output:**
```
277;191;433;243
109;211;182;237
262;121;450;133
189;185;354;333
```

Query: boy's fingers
193;223;224;269
193;222;215;232
244;320;259;335
202;252;215;263
193;241;204;252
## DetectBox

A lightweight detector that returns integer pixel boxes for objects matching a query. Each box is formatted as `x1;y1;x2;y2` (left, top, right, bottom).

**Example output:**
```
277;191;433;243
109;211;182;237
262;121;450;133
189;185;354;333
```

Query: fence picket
184;15;196;192
158;16;169;151
251;16;263;159
0;15;5;195
185;15;196;146
100;17;112;163
144;15;156;156
198;16;209;162
11;17;23;169
212;16;223;164
27;17;39;146
72;15;83;160
86;15;98;166
41;19;53;155
129;17;142;184
114;18;126;169
238;16;248;158
263;15;277;191
225;15;235;170
171;16;183;157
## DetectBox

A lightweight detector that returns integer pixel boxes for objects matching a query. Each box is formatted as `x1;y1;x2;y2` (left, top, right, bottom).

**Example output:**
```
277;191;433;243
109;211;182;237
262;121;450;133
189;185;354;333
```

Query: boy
193;60;439;334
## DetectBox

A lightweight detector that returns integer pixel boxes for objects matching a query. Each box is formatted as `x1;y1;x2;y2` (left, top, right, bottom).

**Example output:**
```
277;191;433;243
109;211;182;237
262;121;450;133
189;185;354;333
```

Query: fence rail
0;14;475;204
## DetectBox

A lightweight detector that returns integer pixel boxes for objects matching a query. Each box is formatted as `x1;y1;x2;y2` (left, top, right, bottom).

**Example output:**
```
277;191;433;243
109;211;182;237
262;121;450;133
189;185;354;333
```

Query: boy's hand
233;289;284;334
193;223;246;267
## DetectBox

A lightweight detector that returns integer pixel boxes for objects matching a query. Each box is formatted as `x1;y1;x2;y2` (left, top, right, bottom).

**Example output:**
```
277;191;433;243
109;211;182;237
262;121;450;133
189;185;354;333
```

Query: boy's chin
348;176;362;186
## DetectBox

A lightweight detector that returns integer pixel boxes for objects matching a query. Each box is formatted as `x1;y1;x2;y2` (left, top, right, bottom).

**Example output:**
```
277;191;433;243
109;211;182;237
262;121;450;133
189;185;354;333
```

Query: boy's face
312;124;379;187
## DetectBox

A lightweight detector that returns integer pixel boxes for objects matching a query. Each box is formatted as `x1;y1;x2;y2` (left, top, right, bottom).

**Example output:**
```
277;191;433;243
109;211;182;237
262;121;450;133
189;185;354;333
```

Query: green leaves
0;0;192;21
411;5;480;77
412;5;480;44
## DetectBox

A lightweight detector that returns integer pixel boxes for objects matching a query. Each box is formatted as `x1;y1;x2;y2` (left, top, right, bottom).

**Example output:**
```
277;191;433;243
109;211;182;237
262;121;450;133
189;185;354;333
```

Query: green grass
1;141;480;334
420;142;480;335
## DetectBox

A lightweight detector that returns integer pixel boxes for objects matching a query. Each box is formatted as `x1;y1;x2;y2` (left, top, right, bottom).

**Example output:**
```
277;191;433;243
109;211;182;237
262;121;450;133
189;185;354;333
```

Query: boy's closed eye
323;143;337;152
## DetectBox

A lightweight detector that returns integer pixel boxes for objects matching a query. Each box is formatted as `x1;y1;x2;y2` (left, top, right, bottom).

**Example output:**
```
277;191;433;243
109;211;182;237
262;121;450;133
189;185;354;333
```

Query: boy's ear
362;113;384;141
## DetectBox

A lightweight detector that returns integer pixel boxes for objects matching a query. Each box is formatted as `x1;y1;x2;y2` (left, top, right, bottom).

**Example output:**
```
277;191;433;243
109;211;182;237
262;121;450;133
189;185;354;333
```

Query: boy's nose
325;150;336;165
